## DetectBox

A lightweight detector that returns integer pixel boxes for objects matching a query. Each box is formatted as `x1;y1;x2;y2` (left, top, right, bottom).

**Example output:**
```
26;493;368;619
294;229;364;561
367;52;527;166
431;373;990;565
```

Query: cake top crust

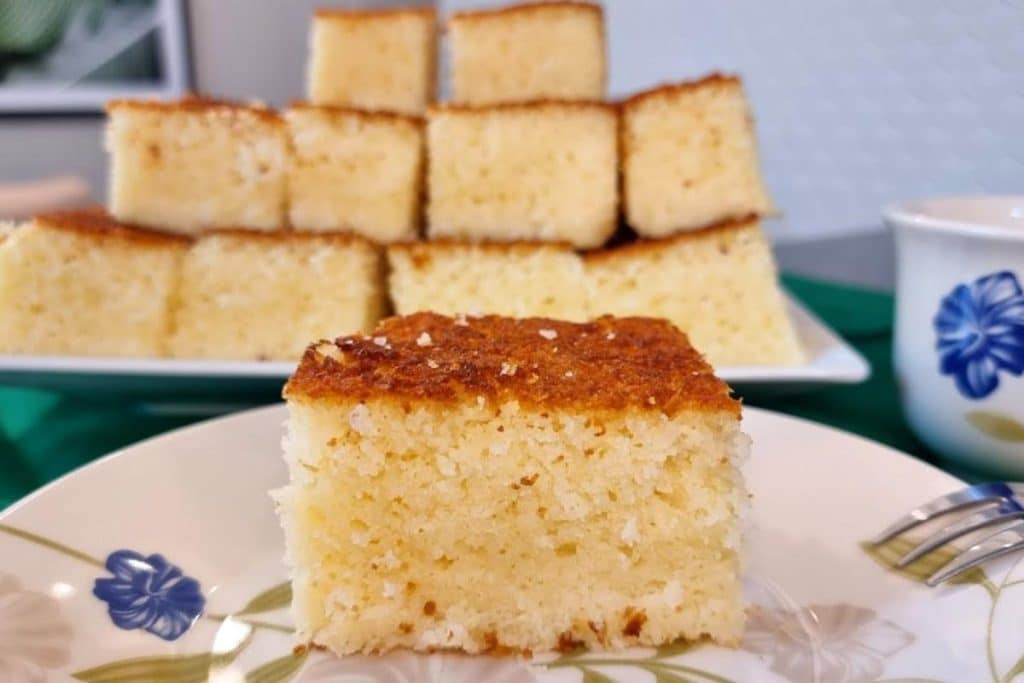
388;238;575;263
585;216;760;263
285;312;738;416
206;227;377;249
33;208;191;248
429;99;615;116
621;73;740;109
314;6;436;21
287;101;424;127
106;96;283;125
450;1;602;23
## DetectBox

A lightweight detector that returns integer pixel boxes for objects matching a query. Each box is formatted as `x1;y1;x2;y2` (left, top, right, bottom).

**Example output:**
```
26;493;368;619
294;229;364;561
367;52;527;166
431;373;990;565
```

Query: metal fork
871;482;1024;586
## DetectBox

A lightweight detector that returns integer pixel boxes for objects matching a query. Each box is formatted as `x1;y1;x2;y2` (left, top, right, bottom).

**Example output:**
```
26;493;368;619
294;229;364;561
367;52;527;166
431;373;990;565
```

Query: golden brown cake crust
314;6;436;20
450;1;602;23
585;216;761;263
285;312;738;416
35;208;192;248
429;99;615;116
621;73;741;109
288;101;424;127
207;227;378;249
105;96;283;124
388;239;575;267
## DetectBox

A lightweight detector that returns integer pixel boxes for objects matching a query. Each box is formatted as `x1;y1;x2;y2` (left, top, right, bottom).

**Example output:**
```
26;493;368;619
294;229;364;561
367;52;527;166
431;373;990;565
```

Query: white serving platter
0;296;869;407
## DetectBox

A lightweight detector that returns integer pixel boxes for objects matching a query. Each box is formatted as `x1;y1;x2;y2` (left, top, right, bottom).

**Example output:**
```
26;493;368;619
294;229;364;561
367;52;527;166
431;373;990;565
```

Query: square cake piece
170;230;383;360
286;105;424;242
427;101;617;249
307;7;436;115
585;217;803;366
106;98;289;234
449;1;606;105
0;209;186;357
277;312;748;654
387;240;589;321
621;74;773;237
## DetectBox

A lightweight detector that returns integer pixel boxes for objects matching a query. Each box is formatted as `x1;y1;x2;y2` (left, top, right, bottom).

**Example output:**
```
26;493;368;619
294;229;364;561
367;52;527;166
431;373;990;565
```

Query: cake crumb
500;361;518;376
606;332;616;340
373;336;389;347
348;404;373;435
564;370;574;378
372;550;399;570
623;607;647;637
557;631;583;652
416;332;432;347
315;342;343;362
426;359;440;369
620;516;640;546
539;328;557;340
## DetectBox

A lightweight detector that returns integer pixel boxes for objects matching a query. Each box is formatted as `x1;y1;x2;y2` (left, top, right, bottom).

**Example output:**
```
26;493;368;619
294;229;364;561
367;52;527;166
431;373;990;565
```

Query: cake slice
307;7;436;115
0;209;186;357
285;105;424;242
448;1;606;105
387;240;588;321
585;217;803;366
276;312;748;655
427;101;617;248
169;230;383;361
621;74;773;237
106;98;289;234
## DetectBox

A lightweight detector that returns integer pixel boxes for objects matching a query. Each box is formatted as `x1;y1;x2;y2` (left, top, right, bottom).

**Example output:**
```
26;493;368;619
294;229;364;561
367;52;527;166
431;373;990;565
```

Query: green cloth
0;275;939;511
751;276;937;465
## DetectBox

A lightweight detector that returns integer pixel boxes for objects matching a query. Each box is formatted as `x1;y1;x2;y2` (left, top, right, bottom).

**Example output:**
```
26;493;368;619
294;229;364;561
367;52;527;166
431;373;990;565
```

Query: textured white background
443;0;1024;240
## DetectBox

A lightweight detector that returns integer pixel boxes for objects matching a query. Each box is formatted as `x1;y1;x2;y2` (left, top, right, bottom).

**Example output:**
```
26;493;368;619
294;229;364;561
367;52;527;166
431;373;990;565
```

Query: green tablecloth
0;275;938;511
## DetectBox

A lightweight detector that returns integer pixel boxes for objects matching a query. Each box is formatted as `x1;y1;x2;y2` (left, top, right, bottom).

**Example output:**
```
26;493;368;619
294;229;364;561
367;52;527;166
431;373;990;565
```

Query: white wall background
443;0;1024;240
2;0;1022;243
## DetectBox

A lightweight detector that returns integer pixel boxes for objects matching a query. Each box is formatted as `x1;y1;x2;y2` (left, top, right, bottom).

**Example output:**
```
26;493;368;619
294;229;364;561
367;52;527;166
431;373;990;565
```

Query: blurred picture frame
0;0;190;114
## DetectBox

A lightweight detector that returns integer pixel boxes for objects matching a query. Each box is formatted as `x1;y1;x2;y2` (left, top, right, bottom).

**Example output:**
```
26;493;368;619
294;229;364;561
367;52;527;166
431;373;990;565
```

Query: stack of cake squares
385;1;801;367
0;0;802;368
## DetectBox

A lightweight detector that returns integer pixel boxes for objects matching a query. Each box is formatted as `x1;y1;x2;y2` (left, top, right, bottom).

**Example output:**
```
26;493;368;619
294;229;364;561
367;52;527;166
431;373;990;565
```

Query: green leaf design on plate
966;411;1024;442
237;581;292;616
650;669;697;683
580;668;616;683
655;639;699;658
245;650;309;683
861;537;997;596
1000;652;1024;683
74;625;253;682
74;653;224;683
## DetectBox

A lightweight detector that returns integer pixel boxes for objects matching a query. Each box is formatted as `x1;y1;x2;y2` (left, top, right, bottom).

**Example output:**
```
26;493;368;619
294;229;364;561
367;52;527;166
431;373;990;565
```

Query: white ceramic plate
1;404;1015;683
0;296;869;407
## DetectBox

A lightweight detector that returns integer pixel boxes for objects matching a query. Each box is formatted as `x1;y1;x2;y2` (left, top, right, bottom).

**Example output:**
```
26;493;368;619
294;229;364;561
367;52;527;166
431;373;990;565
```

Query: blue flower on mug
93;550;205;641
934;271;1024;399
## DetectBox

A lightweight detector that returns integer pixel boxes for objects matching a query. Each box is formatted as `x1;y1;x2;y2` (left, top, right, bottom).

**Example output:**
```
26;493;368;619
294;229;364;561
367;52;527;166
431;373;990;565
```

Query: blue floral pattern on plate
934;271;1024;399
93;550;205;641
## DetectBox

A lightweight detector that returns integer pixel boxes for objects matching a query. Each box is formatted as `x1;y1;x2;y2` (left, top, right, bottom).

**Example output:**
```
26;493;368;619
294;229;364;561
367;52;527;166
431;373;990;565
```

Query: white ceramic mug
886;197;1024;479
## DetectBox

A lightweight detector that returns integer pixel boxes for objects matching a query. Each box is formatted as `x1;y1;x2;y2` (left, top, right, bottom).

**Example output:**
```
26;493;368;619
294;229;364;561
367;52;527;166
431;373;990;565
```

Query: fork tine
927;520;1024;586
897;501;1024;567
871;482;1016;545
